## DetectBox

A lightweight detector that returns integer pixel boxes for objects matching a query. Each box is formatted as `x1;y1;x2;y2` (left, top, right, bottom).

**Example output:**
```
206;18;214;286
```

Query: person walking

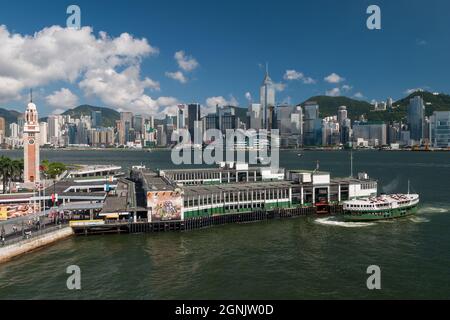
1;226;5;246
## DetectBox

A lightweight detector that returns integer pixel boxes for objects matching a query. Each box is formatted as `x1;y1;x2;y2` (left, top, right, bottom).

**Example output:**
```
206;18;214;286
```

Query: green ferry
342;193;420;221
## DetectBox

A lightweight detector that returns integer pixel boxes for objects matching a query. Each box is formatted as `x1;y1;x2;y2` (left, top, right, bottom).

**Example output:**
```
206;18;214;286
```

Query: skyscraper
17;115;25;138
407;96;425;143
337;106;349;145
9;123;19;138
303;102;321;145
133;115;145;135
39;122;48;145
276;105;293;135
91;110;102;128
177;104;187;129
387;97;393;109
260;65;275;130
337;106;348;127
0;117;5;143
291;105;303;146
188;103;201;141
48;115;61;146
248;103;262;130
217;105;236;133
157;125;166;147
429;111;450;148
352;122;387;146
120;112;133;144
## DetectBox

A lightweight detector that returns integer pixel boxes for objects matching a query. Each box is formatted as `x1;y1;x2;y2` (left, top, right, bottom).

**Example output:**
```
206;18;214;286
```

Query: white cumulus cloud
284;70;303;81
326;87;341;97
283;69;316;84
204;95;238;115
174;50;199;72
342;85;353;92
245;92;252;102
404;88;424;95
273;82;287;92
0;24;178;116
324;73;345;84
165;71;187;84
45;88;79;109
353;92;365;99
79;66;175;117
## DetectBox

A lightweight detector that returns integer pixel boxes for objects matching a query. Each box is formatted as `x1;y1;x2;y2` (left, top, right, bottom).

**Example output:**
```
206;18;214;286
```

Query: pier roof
289;169;329;175
44;179;111;194
161;165;278;174
141;170;176;192
183;181;294;197
331;177;377;184
101;179;139;214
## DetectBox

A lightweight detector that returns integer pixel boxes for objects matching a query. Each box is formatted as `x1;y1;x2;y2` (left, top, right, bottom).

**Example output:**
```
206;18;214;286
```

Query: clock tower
24;91;40;184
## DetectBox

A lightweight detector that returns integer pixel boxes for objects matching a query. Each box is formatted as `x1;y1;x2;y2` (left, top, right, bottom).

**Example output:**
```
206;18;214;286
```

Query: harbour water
0;150;449;299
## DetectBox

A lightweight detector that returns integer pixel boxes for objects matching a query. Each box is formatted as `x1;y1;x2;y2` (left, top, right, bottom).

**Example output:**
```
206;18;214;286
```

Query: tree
0;156;12;194
41;160;67;179
0;156;23;194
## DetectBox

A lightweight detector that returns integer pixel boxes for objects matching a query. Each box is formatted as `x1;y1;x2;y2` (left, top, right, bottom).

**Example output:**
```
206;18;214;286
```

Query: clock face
28;139;35;145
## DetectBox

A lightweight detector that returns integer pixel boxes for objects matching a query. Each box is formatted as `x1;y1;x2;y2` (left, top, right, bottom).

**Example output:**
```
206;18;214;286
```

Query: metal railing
103;218;148;225
1;222;70;248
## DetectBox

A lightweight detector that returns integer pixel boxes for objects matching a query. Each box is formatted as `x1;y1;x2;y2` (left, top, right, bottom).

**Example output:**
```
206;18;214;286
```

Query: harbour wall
0;227;74;264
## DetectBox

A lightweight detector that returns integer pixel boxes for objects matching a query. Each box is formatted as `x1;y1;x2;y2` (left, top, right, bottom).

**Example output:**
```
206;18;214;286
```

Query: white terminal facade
132;163;378;222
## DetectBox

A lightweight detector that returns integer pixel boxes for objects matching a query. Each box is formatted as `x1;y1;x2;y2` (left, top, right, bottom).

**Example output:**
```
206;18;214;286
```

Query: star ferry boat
342;193;420;221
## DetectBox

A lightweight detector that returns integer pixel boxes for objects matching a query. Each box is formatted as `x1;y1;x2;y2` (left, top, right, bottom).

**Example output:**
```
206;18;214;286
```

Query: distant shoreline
1;147;449;153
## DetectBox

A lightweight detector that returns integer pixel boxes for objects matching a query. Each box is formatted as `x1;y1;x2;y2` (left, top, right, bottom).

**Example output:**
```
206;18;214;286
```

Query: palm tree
0;157;24;193
9;159;24;191
0;156;12;194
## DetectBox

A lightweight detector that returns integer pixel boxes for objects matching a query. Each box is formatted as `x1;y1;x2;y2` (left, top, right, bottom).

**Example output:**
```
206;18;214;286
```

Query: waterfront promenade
0;224;73;263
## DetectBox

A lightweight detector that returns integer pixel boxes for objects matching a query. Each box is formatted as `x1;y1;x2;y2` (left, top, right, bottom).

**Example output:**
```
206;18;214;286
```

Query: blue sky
0;0;449;117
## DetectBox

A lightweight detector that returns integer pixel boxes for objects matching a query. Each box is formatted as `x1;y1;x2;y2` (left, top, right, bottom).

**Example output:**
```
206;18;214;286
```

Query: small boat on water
342;193;420;221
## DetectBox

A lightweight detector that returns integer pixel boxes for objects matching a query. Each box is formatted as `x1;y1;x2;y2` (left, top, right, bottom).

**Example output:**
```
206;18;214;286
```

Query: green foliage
301;96;372;120
0;156;23;193
41;159;67;179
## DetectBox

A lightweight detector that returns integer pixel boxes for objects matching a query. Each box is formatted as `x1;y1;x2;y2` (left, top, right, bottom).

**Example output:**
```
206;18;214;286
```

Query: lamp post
53;179;56;208
42;172;47;229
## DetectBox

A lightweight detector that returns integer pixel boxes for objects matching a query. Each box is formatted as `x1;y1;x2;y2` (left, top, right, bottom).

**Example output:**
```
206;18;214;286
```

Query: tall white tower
24;91;40;184
260;64;275;129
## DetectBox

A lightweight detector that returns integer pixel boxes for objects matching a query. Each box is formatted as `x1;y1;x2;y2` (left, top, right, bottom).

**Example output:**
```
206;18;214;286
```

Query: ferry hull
343;205;418;222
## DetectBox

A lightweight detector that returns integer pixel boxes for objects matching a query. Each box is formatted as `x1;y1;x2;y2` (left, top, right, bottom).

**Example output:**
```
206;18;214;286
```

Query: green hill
367;91;450;123
300;96;372;120
62;105;120;127
299;91;450;123
0;107;22;135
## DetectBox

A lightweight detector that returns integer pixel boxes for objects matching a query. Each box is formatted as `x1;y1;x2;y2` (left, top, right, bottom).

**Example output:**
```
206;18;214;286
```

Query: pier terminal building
129;163;377;221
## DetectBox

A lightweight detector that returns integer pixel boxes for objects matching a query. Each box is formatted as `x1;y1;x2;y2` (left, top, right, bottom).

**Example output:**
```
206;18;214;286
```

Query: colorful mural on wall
147;191;183;221
0;203;40;221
